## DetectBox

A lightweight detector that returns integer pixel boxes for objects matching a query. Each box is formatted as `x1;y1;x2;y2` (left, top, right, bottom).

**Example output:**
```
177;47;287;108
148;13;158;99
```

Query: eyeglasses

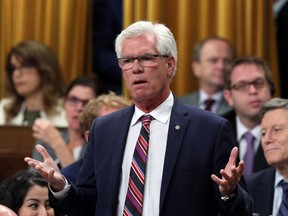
117;54;169;70
65;96;90;107
7;63;35;75
230;78;268;92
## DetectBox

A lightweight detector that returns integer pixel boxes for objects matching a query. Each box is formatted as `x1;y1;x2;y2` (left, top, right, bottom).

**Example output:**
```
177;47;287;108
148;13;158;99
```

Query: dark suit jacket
61;159;83;184
179;91;232;115
50;99;252;216
221;109;269;172
245;167;275;216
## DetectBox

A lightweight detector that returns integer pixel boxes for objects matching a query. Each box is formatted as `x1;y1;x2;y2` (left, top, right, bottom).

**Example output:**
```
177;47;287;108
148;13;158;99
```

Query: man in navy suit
246;97;288;216
25;21;252;216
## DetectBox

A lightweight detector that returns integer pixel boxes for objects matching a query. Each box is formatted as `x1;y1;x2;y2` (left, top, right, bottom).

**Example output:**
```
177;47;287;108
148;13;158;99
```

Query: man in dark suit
180;36;234;115
222;56;274;174
25;21;252;216
246;97;288;216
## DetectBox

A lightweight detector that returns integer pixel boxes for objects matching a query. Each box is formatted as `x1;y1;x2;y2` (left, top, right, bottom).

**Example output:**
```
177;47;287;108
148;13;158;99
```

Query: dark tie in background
204;98;215;111
278;181;288;216
243;131;255;175
123;115;154;216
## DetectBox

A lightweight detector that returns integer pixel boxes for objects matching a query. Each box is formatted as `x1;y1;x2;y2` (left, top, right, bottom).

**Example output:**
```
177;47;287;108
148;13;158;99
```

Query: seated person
0;170;63;216
31;76;98;168
222;56;274;174
61;91;132;183
0;40;67;126
246;98;288;216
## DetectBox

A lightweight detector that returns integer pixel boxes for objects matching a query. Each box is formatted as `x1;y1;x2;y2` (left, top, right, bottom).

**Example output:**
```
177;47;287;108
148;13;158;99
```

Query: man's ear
166;56;176;78
223;89;234;107
84;130;89;142
192;61;201;78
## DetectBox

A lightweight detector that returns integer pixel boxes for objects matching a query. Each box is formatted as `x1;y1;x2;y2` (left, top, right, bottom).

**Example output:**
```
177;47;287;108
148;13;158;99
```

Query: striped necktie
123;115;154;216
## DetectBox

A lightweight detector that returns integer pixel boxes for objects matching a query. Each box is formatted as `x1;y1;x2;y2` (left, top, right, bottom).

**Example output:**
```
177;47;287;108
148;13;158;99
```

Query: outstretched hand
24;144;66;192
211;147;245;196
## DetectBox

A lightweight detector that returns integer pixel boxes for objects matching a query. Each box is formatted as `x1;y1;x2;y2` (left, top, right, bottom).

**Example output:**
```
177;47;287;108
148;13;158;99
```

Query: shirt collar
131;92;174;126
199;90;223;105
236;116;261;142
275;170;288;188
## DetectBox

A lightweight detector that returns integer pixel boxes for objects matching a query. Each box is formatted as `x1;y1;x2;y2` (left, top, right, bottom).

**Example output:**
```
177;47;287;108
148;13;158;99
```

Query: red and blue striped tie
123;115;154;216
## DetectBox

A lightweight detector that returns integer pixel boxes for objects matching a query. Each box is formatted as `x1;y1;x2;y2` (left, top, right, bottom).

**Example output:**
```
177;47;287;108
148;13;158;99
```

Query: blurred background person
31;76;98;168
0;170;61;216
222;56;274;174
0;40;67;126
180;36;235;115
246;97;288;216
92;0;123;94
61;91;132;183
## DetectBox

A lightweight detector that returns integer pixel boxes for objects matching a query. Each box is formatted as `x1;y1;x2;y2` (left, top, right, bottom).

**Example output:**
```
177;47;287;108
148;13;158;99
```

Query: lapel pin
175;125;180;130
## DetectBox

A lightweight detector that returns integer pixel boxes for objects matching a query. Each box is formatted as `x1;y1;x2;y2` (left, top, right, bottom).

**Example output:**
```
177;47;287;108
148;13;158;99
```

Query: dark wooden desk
0;126;35;181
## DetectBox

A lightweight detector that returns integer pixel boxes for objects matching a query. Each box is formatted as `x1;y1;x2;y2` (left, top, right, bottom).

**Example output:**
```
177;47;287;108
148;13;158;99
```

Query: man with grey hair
180;36;234;115
25;20;252;216
246;97;288;216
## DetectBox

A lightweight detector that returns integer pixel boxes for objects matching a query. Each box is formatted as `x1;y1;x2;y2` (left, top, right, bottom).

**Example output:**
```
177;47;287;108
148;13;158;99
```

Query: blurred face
64;86;95;130
18;185;54;216
261;109;288;169
120;34;175;111
224;63;271;121
193;40;233;90
10;55;42;97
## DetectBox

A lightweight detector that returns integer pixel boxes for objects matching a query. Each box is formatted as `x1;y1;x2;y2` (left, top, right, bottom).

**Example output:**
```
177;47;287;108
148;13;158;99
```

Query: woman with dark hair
0;40;67;126
31;76;98;168
0;170;60;216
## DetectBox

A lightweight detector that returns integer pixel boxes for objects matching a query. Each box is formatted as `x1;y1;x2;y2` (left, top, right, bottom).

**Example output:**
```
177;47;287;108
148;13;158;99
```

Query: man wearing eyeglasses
222;56;275;175
25;21;252;216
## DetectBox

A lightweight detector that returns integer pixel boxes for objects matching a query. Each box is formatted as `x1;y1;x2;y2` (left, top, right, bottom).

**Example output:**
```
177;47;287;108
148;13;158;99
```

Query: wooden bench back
0;126;35;181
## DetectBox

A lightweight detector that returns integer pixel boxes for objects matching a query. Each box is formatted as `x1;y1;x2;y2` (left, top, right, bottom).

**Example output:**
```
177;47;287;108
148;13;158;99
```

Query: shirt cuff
49;175;71;200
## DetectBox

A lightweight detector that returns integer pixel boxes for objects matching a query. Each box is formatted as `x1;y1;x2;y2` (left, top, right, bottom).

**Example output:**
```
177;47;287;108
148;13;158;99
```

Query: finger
236;160;245;174
211;174;224;185
227;147;238;166
220;166;236;180
35;144;51;160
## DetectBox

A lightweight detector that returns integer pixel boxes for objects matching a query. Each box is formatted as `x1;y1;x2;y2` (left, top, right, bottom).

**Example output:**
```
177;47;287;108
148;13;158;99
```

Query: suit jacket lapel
254;168;275;215
109;106;135;211
159;101;189;209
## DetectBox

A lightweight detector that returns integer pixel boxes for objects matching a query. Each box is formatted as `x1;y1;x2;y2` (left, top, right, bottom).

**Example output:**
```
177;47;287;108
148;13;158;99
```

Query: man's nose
132;59;143;73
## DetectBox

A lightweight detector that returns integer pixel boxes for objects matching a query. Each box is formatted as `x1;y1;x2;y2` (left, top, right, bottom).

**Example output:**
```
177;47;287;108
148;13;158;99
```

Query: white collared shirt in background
199;90;223;113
